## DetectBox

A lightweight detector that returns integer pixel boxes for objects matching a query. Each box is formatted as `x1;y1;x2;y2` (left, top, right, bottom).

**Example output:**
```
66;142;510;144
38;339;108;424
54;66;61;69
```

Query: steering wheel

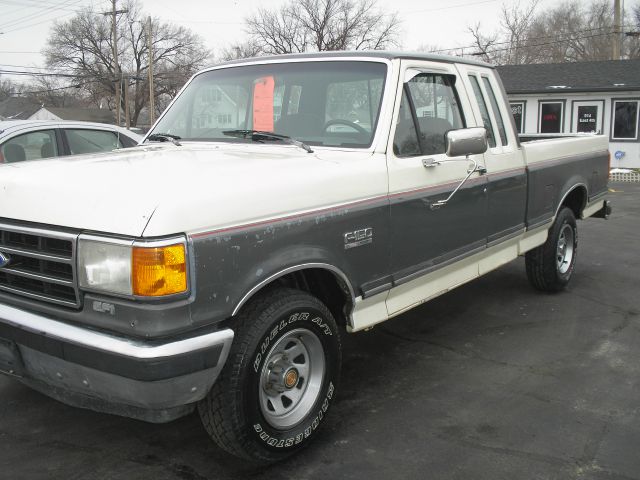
323;119;368;134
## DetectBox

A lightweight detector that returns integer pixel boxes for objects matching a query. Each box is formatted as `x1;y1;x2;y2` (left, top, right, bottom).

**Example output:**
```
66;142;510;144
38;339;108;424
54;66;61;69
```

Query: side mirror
445;127;488;158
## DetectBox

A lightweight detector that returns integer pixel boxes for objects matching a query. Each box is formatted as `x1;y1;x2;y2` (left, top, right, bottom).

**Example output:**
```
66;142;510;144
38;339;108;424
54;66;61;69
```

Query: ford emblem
0;251;11;268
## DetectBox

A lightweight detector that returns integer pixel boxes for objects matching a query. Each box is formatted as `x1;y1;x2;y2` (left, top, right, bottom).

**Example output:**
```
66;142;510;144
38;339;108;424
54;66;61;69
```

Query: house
0;98;116;125
496;59;640;169
29;107;115;124
0;97;41;120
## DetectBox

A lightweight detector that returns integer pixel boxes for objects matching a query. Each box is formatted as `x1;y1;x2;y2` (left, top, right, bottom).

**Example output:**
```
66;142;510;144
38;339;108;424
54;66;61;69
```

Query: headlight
78;235;188;297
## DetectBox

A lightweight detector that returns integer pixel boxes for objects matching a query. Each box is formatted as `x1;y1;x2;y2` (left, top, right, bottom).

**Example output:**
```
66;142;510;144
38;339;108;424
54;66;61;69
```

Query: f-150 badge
344;228;373;250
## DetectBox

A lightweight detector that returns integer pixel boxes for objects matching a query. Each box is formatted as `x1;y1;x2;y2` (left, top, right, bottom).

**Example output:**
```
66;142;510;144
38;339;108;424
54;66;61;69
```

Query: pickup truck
0;52;611;463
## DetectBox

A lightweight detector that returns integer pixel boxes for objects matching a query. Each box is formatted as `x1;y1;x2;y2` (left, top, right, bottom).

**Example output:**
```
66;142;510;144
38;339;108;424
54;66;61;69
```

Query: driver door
386;60;488;315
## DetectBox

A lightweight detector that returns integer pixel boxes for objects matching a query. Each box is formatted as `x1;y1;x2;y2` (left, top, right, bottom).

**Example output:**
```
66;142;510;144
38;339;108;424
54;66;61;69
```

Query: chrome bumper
0;303;234;420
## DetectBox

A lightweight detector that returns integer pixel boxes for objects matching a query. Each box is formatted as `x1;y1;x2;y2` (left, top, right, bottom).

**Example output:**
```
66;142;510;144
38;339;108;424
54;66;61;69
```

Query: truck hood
0;143;382;237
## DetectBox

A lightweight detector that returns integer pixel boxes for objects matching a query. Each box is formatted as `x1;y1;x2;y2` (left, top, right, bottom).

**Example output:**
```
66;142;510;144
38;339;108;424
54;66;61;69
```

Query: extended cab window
393;73;465;157
150;61;387;148
482;77;508;146
0;130;58;163
468;75;496;148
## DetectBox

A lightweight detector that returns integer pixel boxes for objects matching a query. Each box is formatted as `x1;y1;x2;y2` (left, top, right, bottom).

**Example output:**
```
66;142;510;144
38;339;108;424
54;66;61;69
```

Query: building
0;98;115;125
496;59;640;169
29;107;115;124
0;97;41;120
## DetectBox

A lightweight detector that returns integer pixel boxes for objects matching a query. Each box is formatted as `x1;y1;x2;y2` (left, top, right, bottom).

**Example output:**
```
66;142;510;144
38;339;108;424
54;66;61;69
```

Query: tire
525;206;578;292
198;287;341;463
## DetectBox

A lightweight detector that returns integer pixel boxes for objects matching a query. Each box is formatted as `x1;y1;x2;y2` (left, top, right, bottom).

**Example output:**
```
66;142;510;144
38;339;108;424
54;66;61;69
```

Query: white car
0;120;142;163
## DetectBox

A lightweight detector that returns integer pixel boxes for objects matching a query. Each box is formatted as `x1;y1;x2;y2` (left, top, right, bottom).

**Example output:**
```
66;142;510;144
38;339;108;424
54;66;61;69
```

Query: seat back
3;144;27;163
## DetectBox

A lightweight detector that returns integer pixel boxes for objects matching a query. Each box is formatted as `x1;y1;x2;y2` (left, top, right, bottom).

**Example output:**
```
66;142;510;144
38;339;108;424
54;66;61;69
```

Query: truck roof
214;50;494;69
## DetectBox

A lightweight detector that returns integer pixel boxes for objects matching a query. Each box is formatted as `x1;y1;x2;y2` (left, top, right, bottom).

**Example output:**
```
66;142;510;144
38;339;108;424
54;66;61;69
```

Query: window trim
538;100;566;134
509;101;527;134
610;98;640;142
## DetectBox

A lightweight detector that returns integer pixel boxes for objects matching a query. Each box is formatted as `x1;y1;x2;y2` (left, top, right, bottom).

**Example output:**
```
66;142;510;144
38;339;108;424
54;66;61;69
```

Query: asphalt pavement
1;182;639;480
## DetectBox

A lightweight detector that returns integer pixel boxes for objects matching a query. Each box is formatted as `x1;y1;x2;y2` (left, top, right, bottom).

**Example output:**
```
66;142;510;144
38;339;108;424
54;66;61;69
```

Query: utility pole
613;0;622;60
147;16;155;125
102;1;128;125
124;74;130;128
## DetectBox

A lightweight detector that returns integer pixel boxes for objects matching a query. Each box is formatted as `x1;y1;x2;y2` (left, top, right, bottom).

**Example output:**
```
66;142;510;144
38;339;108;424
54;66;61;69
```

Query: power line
431;24;635;55
0;0;84;30
471;30;625;57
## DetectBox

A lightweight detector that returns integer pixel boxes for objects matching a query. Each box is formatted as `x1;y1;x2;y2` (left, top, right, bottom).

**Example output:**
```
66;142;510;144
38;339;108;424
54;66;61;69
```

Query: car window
482;76;508;146
0;130;58;163
394;73;465;157
150;61;388;148
468;75;497;148
65;129;123;155
393;90;421;156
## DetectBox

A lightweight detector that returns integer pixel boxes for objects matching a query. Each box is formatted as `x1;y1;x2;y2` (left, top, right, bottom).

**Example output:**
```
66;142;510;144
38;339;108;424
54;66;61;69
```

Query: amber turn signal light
132;244;187;296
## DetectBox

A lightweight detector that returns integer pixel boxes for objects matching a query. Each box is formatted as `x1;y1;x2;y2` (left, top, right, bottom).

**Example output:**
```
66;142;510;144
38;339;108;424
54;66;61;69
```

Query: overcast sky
0;0;631;84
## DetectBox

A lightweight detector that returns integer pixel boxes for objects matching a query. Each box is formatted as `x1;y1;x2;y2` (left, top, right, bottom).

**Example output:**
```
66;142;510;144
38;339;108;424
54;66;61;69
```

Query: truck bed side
521;135;609;229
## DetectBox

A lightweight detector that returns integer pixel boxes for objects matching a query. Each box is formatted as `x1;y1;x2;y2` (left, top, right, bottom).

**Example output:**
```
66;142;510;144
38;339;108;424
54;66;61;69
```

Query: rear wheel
525;207;578;292
198;288;341;463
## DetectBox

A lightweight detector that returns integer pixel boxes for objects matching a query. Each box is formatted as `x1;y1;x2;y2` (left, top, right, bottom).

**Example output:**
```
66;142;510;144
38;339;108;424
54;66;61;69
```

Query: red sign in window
253;76;275;132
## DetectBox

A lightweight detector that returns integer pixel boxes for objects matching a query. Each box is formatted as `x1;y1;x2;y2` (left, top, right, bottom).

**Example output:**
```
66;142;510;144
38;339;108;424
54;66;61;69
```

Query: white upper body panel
0;143;388;237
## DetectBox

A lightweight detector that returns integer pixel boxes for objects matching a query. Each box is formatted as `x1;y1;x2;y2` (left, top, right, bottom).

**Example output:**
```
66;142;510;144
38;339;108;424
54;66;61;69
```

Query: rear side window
0;130;58;163
482;77;508;146
393;73;465;157
469;75;496;148
65;129;123;155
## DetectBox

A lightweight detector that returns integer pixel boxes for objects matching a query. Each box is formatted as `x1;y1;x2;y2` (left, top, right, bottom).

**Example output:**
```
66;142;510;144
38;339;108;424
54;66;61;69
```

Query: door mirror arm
429;156;486;210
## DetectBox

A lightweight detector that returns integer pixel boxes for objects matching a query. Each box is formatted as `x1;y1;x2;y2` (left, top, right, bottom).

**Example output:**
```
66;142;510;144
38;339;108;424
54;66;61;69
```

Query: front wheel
198;288;341;463
525;207;578;292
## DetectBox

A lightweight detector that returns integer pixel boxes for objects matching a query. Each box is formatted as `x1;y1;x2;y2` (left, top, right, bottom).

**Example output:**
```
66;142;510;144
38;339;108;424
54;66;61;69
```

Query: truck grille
0;222;80;308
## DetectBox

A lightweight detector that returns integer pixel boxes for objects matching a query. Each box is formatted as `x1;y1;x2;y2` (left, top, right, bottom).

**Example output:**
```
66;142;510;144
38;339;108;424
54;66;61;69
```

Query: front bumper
0;303;234;422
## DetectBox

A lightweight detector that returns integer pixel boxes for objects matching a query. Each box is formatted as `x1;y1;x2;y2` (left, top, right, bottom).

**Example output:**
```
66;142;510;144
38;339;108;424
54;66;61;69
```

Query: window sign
576;106;597;133
253;76;275;132
612;100;639;140
510;102;524;133
539;102;563;133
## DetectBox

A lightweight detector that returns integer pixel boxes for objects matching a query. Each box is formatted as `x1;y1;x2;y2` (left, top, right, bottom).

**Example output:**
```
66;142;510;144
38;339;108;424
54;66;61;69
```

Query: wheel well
251;268;353;328
560;186;587;218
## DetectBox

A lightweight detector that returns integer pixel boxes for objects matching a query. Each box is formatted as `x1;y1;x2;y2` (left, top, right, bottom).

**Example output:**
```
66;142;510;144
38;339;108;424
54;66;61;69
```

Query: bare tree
219;40;264;62
0;76;18;102
44;0;209;126
470;0;640;65
242;0;401;56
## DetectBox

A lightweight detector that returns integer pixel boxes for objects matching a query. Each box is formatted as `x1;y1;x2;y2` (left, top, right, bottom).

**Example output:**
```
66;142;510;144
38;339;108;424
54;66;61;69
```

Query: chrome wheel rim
556;224;575;274
259;328;325;430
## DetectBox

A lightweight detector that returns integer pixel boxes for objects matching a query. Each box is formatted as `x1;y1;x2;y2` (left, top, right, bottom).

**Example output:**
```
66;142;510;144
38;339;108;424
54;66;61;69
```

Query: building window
510;102;525;133
539;102;563;133
612;100;639;140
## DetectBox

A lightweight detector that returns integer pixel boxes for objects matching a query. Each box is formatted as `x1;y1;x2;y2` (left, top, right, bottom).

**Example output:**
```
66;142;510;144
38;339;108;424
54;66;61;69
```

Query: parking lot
1;182;639;480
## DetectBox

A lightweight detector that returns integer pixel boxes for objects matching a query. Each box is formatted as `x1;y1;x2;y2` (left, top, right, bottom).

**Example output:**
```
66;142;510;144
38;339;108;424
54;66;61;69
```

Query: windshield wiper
222;129;313;153
147;133;182;146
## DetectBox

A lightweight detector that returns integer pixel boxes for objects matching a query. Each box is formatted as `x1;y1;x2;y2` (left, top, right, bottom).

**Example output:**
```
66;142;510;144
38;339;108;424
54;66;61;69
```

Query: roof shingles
496;59;640;94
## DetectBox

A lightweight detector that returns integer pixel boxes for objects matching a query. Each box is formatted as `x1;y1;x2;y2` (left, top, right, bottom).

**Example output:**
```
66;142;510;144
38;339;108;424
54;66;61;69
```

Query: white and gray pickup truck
0;52;611;462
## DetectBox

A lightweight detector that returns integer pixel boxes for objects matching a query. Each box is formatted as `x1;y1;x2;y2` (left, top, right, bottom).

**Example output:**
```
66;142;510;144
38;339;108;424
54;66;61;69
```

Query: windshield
149;61;387;148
